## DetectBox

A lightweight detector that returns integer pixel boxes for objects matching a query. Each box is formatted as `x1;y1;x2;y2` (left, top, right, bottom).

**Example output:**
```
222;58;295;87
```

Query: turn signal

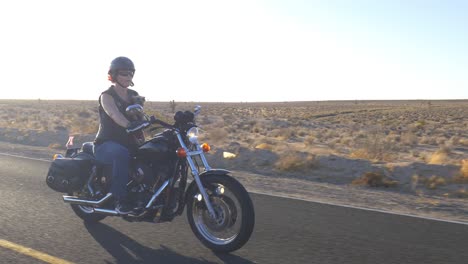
53;154;64;160
201;143;211;153
176;147;187;158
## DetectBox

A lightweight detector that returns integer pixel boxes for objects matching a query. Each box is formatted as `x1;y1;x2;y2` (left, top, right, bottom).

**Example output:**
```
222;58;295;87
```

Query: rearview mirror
194;105;201;116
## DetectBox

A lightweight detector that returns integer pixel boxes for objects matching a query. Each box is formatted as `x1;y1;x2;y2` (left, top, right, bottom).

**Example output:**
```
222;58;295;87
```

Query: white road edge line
0;152;50;162
3;152;467;226
250;190;468;226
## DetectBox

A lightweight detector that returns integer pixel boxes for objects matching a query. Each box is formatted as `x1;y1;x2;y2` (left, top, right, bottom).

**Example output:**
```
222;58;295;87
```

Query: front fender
199;169;231;177
185;169;231;204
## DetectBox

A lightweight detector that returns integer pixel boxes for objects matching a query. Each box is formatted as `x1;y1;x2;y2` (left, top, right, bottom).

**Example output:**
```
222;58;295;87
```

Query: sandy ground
1;141;468;224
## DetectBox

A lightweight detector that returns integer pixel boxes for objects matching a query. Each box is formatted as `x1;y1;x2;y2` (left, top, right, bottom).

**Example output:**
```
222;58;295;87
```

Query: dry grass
453;159;468;183
449;188;468;198
0;99;467;195
423;175;447;190
412;174;449;190
255;143;274;150
274;153;317;172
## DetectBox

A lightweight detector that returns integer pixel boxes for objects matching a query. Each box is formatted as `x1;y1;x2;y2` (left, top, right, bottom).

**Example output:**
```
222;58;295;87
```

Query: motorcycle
46;104;255;253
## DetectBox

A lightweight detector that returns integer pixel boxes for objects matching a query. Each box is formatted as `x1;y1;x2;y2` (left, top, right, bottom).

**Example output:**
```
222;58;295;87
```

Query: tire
186;174;255;252
70;204;107;223
67;190;107;223
68;152;107;223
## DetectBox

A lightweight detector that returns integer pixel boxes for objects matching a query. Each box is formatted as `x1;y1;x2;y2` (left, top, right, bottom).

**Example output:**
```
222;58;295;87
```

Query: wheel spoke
192;186;242;245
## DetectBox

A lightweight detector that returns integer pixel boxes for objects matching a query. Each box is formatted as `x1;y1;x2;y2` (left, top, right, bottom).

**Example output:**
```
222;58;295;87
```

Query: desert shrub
350;128;398;161
48;143;63;149
251;126;262;133
313;130;325;141
267;128;293;140
460;138;468;146
410;150;421;158
436;137;447;145
415;120;426;129
255;143;274;150
420;175;446;190
447;136;461;146
208;128;228;143
400;131;418;146
303;135;315;146
221;114;235;124
339;136;353;146
296;128;308;137
385;133;400;144
419;136;437;145
327;138;340;149
351;172;398;187
323;130;339;140
77;110;91;118
275;153;317;172
453;160;468;183
349;140;394;162
461;159;468;177
427;149;450;165
450;188;468;199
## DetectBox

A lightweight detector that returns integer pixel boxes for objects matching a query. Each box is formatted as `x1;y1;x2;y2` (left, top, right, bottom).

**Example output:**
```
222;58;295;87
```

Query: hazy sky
0;0;466;102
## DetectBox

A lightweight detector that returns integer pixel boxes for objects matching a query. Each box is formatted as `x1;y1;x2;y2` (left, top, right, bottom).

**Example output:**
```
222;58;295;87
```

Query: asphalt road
1;154;468;264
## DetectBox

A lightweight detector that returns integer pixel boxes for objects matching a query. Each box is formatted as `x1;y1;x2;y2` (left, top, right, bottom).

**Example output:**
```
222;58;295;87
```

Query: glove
126;120;150;133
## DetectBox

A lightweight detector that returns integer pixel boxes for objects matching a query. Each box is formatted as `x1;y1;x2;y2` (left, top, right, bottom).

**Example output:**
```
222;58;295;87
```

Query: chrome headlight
187;127;200;144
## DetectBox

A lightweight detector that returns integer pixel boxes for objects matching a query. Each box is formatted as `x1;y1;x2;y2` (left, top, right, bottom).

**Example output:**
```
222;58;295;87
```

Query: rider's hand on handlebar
126;120;150;133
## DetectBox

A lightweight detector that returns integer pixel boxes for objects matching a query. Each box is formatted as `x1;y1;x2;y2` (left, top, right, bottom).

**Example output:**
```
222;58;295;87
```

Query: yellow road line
0;239;74;264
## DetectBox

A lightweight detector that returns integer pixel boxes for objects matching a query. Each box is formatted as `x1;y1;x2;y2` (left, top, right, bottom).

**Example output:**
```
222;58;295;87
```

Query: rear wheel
70;204;107;223
68;152;108;223
67;191;107;223
186;174;255;252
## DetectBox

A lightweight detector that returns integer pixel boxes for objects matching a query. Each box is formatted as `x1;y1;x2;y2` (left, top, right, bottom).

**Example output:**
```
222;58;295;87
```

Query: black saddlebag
46;154;94;193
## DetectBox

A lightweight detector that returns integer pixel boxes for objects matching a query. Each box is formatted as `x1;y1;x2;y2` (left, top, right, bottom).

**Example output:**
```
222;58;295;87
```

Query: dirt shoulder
1;141;468;224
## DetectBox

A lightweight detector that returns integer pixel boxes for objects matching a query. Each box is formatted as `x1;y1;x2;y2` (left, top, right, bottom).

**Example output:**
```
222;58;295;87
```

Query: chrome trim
87;166;96;197
126;122;149;133
63;193;113;206
187;150;203;156
145;180;169;209
196;145;212;171
192;171;216;218
93;208;119;216
93;208;149;217
176;130;216;218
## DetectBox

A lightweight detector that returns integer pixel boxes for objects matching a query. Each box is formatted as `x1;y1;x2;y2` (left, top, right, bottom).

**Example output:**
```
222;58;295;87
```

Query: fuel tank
137;134;174;160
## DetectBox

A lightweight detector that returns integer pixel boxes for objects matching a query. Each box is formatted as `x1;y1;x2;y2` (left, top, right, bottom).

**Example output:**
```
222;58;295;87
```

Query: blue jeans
94;141;130;200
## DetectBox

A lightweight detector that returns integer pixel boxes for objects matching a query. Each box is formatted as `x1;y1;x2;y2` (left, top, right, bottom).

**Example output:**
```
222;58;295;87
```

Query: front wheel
186;174;255;252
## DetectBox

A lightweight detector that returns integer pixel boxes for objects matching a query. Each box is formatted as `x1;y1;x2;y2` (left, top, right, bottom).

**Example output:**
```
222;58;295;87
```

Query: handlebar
127;116;174;134
149;116;174;129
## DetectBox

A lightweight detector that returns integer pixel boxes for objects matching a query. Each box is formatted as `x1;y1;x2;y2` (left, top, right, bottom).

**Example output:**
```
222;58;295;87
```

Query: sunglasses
118;71;134;77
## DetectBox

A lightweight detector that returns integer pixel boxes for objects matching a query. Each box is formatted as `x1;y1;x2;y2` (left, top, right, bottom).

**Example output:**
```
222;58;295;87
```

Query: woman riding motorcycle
94;56;148;215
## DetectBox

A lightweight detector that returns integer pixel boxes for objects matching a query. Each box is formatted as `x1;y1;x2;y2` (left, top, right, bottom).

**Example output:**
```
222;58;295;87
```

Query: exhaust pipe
63;193;113;206
93;208;119;216
92;208;148;218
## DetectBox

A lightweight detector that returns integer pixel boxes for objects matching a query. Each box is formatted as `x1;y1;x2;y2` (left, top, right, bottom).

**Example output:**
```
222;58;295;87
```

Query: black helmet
107;57;135;86
108;56;135;82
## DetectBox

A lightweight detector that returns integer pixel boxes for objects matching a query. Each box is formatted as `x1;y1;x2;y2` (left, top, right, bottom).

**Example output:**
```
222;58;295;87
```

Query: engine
127;160;172;209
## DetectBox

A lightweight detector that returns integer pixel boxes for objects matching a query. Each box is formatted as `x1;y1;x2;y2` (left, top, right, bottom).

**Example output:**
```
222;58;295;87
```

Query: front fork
177;134;217;218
